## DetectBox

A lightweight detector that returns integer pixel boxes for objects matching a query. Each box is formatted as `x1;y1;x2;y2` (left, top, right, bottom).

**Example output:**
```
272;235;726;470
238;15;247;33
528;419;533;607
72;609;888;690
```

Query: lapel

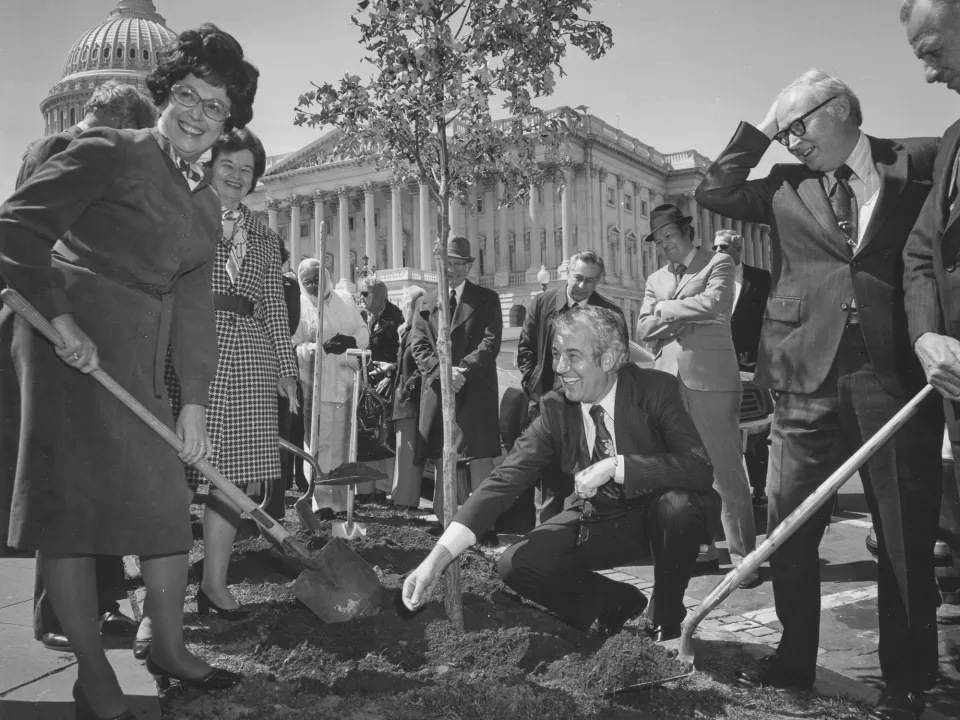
857;136;907;256
452;280;479;331
673;247;710;297
945;131;960;236
796;174;852;258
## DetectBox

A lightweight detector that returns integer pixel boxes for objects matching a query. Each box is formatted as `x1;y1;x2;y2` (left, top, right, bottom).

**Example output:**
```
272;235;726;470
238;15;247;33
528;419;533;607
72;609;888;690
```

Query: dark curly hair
210;127;266;192
147;24;259;131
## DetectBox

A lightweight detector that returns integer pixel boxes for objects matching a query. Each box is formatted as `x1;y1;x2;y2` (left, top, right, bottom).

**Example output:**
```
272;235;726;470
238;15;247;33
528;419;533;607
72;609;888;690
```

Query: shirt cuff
436;521;476;558
614;455;625;484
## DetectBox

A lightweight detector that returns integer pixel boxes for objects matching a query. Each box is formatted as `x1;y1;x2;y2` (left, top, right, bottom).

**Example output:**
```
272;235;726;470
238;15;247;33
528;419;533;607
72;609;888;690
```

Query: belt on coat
213;294;255;316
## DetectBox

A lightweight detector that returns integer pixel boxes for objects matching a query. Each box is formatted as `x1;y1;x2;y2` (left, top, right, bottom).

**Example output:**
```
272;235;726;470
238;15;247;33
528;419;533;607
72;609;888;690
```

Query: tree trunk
433;182;463;631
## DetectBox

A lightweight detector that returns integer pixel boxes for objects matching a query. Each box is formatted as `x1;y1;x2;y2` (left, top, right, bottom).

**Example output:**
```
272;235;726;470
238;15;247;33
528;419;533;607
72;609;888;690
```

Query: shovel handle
676;383;935;668
1;288;317;567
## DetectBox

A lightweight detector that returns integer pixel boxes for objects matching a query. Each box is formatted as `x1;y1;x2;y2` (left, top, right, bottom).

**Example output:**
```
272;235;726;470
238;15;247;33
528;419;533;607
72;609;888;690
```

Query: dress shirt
733;262;744;310
438;380;624;558
451;280;466;306
825;131;880;249
75;120;92;133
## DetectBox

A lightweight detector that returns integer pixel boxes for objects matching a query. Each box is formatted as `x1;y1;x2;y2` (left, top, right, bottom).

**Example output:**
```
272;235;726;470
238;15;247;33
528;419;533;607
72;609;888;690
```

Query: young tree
295;0;612;629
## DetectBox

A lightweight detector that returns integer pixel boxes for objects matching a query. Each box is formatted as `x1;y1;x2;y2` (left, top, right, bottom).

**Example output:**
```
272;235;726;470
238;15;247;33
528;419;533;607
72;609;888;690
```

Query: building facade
40;0;175;136
246;110;773;338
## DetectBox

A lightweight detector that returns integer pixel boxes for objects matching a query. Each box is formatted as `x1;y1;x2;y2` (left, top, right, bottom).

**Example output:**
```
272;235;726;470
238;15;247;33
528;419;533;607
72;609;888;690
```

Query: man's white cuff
615;455;625;484
436;521;476;558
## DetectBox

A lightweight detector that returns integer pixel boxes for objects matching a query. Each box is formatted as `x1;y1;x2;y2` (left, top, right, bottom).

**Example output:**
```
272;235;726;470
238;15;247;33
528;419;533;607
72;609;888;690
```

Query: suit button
948;263;957;273
851;260;859;268
840;302;849;311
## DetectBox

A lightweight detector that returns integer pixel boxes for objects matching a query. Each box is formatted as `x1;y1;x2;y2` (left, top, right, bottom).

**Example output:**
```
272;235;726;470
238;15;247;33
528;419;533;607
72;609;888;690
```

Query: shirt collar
451;280;466;301
75;120;93;132
680;247;698;269
839;131;873;183
734;263;743;283
581;379;618;420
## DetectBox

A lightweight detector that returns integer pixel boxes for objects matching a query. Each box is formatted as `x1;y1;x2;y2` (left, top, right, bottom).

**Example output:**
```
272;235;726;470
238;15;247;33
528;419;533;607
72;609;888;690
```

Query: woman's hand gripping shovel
2;287;382;623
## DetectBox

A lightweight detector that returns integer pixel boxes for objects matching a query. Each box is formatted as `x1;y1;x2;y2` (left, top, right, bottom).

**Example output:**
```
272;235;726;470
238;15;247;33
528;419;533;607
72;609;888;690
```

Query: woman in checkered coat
167;128;299;618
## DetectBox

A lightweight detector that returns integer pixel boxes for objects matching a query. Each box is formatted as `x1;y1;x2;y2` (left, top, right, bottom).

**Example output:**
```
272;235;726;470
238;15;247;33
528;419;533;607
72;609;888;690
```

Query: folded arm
656;253;735;322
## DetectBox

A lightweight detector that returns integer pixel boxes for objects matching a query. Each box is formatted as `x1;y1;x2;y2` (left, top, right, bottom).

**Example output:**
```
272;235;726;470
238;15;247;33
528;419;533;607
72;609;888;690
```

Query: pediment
264;127;348;177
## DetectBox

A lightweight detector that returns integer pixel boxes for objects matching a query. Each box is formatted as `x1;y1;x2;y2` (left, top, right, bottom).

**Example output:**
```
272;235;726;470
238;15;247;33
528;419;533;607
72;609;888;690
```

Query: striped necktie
222;208;245;284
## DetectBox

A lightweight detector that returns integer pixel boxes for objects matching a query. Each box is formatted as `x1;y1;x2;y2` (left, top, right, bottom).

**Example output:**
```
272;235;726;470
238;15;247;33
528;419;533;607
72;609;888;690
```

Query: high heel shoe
72;681;135;720
195;587;252;620
132;638;152;660
144;652;241;691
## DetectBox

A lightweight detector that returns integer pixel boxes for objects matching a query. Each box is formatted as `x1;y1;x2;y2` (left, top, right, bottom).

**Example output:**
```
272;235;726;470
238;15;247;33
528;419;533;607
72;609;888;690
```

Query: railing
478;275;495;288
509;272;526;285
376;267;438;284
664;151;711;170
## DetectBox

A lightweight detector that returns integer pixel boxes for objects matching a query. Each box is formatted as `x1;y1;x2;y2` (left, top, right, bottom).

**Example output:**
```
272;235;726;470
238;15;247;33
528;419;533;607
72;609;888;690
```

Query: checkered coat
167;203;299;487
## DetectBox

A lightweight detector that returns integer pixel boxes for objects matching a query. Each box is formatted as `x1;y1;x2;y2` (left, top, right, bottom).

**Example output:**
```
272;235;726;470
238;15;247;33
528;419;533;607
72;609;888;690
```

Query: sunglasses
170;83;231;123
576;500;594;547
773;96;837;147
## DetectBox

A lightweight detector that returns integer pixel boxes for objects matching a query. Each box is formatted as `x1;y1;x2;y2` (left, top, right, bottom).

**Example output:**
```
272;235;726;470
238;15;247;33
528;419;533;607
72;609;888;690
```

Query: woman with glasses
165;127;299;619
0;25;257;719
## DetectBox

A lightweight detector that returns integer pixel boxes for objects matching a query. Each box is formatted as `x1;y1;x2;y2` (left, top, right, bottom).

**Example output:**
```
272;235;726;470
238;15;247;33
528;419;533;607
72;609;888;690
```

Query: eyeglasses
170;83;231;123
773;96;837;147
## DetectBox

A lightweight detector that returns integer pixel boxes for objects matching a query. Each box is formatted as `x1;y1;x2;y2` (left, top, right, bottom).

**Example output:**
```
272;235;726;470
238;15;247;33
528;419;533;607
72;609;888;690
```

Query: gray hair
85;80;157;130
569;249;605;276
901;0;960;22
402;285;426;324
780;69;863;127
554;305;629;371
714;229;743;247
358;274;387;298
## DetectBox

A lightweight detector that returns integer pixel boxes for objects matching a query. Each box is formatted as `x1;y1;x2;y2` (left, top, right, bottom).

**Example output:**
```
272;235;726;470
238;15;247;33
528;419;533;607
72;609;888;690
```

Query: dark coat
453;363;719;537
696;122;936;397
411;280;503;460
368;300;403;364
731;263;771;370
517;285;623;406
281;271;301;336
0;127;220;555
392;325;420;422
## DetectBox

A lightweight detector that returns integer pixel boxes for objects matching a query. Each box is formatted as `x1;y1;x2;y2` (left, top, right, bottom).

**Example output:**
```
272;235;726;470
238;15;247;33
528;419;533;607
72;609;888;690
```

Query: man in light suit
637;204;759;590
403;306;718;642
697;69;941;717
412;236;503;525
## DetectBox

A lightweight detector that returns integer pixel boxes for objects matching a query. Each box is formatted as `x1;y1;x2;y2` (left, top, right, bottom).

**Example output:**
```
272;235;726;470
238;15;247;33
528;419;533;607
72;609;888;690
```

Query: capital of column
310;189;325;204
596;165;608;182
286;194;304;208
336;185;350;199
362;180;377;195
615;174;625;189
389;177;403;191
265;197;282;211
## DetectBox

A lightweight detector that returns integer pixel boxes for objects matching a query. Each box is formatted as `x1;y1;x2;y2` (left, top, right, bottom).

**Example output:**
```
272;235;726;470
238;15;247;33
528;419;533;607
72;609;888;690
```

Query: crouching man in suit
403;306;718;641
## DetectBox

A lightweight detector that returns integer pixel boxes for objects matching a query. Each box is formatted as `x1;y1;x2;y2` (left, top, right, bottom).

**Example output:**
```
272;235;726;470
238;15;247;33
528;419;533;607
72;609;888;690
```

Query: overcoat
731;263;771;369
0;127;219;556
167;203;299;488
411;279;502;461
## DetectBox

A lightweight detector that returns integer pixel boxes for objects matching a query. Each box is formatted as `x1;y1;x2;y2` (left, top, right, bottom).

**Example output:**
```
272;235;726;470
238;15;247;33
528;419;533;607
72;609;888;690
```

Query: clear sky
1;0;959;202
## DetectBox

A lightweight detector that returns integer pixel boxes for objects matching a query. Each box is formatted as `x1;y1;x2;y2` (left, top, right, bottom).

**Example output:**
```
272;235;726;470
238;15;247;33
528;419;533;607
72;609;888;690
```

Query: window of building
279;226;288;240
300;222;309;238
537;188;543;204
70;108;76;126
116;46;124;59
92;47;99;59
142;49;150;60
102;45;110;59
624;194;633;213
476;196;484;213
606;186;615;207
129;47;136;59
640;200;649;217
374;209;380;228
348;217;355;231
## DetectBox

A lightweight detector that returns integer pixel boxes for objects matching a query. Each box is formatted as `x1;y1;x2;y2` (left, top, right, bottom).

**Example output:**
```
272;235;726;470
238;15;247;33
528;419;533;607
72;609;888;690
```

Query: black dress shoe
40;632;73;653
145;653;241;691
736;654;814;690
132;638;152;660
99;611;138;639
196;588;252;620
73;681;134;720
693;558;720;576
596;586;648;637
868;689;925;720
648;624;682;642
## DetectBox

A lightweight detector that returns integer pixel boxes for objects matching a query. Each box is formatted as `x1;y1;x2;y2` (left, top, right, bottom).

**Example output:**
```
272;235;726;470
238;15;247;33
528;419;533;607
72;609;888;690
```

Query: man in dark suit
403;306;717;640
713;228;772;504
411;236;503;523
1;80;156;653
696;70;942;717
901;0;960;650
517;249;622;523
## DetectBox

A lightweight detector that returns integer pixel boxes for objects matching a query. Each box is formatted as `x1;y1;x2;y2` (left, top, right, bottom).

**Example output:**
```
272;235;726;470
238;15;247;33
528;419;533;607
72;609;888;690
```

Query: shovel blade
293;537;382;623
331;520;367;539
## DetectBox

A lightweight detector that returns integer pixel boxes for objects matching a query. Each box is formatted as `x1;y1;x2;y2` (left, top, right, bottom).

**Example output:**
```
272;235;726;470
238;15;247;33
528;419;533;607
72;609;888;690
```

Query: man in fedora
411;236;503;523
637;204;759;592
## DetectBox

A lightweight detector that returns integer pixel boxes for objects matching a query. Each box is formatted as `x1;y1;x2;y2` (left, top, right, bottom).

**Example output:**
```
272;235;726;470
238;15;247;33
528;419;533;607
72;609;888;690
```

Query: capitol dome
40;0;177;135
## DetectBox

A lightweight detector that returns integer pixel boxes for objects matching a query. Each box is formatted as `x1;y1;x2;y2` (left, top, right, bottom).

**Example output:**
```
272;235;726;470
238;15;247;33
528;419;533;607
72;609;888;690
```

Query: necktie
830;164;858;248
673;263;687;277
449;289;457;316
176;156;203;192
588;405;622;506
222;208;245;284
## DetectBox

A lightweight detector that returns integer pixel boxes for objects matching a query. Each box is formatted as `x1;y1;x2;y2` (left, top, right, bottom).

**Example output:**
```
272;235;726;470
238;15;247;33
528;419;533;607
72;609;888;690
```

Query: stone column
311;191;325;260
527;183;542;274
483;179;496;275
586;163;595;255
496;186;510;286
543;172;556;271
616;176;627;282
362;181;377;271
390;180;403;268
560;167;574;273
266;197;281;234
288;196;303;269
337;186;352;289
419;183;432;270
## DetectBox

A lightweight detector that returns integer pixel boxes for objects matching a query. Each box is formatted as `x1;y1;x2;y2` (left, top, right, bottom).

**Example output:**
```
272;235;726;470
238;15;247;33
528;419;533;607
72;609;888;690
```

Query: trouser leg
644;490;705;628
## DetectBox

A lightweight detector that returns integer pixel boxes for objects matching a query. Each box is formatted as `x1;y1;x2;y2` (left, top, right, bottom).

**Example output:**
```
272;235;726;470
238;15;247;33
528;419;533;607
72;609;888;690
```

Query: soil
147;496;869;719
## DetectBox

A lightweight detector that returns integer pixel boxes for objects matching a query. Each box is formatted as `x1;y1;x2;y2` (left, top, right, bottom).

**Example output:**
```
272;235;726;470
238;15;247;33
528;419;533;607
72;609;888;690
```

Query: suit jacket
16;126;83;190
517;285;623;405
696;122;936;397
392;324;420;422
453;363;718;536
411;279;503;459
904;116;960;351
731;263;772;370
637;247;741;392
367;300;404;364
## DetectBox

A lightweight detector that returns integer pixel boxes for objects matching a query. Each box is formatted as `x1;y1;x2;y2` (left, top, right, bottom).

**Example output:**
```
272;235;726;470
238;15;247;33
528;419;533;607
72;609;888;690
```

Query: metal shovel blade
317;462;388;487
293;538;382;622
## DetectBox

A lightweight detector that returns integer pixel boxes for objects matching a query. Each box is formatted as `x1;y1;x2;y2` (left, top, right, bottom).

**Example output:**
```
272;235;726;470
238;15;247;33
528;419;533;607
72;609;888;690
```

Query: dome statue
39;1;177;135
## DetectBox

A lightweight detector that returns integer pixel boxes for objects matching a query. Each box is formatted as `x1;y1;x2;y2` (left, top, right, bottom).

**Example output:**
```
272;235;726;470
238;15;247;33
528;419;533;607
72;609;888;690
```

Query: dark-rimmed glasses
170;83;231;123
773;96;837;147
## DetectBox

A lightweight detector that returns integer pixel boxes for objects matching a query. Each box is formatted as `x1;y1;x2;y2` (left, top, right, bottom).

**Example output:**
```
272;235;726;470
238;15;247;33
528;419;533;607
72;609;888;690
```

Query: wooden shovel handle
1;288;318;568
676;382;935;668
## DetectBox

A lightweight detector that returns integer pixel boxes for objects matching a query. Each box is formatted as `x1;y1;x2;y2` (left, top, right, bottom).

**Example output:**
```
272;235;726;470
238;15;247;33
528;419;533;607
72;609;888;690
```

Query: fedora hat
447;235;474;262
645;204;692;242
